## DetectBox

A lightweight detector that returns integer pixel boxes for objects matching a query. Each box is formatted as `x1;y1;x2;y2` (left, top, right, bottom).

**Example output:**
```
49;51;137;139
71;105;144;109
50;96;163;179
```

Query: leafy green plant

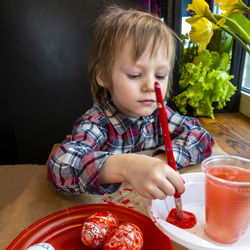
173;0;249;119
173;37;236;119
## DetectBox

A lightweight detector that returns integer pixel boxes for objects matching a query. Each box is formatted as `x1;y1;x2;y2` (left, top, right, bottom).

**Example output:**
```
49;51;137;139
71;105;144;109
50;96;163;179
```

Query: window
240;54;250;117
241;53;250;93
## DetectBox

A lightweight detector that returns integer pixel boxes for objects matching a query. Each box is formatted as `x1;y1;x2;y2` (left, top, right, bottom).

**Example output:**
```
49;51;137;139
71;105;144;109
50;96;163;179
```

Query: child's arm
47;118;121;195
47;113;185;199
99;153;185;200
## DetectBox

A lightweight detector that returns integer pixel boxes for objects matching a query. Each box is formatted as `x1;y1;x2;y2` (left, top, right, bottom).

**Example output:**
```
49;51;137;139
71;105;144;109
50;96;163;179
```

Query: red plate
7;203;174;249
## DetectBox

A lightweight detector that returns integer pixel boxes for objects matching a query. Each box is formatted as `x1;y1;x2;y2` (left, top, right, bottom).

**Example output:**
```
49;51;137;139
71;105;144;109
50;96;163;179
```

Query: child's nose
142;77;154;92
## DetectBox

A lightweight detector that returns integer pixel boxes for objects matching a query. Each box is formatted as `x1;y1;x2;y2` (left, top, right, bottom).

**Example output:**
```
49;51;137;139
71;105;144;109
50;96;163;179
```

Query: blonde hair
88;6;176;105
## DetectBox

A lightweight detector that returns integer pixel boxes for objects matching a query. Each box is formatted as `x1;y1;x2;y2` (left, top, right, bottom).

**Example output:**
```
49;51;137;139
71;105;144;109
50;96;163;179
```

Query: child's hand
123;154;185;200
100;153;185;200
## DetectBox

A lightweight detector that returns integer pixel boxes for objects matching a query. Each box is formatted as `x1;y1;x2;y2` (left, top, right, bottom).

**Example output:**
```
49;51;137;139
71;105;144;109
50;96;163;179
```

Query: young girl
47;6;214;200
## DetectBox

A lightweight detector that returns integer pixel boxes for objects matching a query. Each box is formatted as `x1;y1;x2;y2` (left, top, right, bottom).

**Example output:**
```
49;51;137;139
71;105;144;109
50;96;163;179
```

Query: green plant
173;38;236;119
173;0;250;118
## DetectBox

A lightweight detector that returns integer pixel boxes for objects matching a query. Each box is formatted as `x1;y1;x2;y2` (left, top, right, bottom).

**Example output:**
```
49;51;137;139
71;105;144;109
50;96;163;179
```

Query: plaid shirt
47;99;214;195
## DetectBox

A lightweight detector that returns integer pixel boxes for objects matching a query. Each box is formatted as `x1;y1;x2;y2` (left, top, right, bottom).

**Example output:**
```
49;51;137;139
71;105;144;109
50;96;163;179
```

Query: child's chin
138;110;155;117
127;108;155;118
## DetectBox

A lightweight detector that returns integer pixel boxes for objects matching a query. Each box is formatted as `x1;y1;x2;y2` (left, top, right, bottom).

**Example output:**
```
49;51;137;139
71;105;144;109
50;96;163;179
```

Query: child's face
110;40;170;118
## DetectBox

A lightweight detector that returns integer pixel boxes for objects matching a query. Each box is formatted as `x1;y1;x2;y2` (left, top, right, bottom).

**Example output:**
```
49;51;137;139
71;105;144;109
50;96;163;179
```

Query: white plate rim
147;172;250;250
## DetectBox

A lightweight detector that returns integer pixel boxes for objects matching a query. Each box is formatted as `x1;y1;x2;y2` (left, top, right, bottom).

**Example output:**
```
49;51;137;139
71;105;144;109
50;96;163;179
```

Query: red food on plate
103;222;143;250
80;211;119;249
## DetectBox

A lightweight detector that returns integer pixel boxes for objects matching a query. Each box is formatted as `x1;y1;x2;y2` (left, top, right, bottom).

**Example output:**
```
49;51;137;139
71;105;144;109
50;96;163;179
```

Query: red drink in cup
202;155;250;244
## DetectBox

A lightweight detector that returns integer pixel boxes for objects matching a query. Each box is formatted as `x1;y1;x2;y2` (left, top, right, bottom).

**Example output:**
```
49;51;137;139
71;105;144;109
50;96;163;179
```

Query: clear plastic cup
201;155;250;244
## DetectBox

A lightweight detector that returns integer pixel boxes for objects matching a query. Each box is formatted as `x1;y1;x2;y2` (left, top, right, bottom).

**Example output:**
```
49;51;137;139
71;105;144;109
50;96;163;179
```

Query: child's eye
156;75;167;80
127;74;141;79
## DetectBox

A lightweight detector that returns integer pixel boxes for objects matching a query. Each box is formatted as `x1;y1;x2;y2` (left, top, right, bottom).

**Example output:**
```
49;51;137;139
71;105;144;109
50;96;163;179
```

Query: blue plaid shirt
47;99;214;195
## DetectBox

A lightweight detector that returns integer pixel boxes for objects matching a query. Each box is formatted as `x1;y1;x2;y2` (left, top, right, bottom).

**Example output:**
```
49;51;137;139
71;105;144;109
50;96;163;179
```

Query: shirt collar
103;99;156;134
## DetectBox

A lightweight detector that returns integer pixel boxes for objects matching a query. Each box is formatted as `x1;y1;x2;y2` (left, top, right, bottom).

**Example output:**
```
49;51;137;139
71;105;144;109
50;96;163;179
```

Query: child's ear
96;70;105;87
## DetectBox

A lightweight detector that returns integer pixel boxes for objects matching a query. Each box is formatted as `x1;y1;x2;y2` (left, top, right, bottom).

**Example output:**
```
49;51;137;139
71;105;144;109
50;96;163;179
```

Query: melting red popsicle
166;208;197;229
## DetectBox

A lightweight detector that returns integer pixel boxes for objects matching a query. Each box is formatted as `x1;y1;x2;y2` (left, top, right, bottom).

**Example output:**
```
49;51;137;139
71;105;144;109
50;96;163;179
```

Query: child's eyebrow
121;64;169;72
156;65;170;70
134;62;170;70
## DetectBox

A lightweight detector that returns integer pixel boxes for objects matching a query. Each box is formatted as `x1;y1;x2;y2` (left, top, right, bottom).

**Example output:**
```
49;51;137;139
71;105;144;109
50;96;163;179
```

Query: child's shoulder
74;104;109;127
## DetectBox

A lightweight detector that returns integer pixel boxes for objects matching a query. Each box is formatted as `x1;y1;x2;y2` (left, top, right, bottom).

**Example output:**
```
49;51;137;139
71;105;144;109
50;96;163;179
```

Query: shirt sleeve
154;106;215;169
47;119;121;195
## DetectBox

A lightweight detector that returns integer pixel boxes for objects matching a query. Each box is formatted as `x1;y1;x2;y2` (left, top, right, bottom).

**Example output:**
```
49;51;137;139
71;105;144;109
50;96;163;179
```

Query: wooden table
0;144;226;250
198;112;250;159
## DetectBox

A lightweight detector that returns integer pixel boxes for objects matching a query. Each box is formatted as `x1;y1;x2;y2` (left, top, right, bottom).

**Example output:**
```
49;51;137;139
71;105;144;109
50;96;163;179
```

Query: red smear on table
121;199;131;205
102;195;112;203
123;188;133;192
166;208;197;229
108;202;117;206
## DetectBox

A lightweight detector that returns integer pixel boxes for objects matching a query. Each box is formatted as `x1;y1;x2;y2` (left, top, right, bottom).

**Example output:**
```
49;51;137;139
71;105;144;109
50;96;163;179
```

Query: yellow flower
187;17;213;52
215;0;246;11
185;0;250;54
215;0;250;25
187;0;216;22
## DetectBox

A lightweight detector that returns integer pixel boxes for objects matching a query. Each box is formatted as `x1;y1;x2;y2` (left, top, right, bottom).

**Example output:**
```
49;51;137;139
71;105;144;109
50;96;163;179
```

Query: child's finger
165;167;185;194
147;188;169;200
157;178;176;197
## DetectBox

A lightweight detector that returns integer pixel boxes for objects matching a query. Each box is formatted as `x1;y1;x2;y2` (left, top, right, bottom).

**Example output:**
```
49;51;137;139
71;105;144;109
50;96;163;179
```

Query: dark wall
1;0;143;164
